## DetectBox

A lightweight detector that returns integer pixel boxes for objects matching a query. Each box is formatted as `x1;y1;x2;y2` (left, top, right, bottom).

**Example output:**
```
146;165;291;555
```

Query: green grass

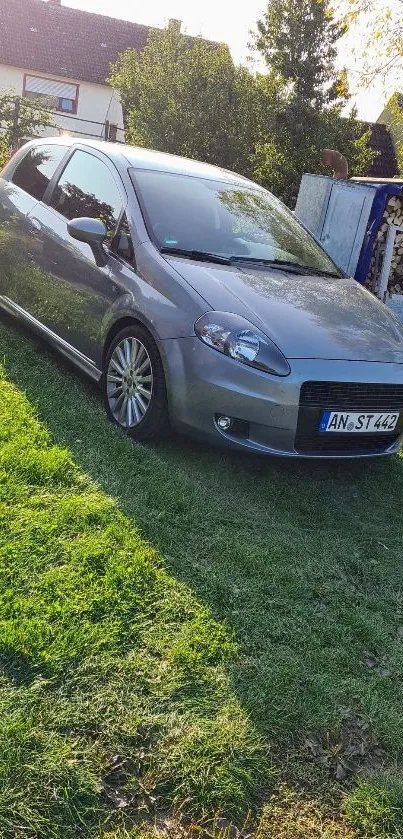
1;316;403;838
0;342;270;837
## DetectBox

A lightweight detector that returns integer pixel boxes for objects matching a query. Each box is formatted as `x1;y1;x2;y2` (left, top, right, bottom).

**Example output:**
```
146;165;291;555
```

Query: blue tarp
355;181;403;284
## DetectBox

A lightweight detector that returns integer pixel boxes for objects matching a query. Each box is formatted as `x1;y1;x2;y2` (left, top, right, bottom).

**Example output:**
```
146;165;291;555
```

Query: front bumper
160;337;403;458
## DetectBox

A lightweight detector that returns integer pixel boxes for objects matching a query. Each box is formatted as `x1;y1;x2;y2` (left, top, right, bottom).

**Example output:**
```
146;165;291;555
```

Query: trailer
295;174;403;318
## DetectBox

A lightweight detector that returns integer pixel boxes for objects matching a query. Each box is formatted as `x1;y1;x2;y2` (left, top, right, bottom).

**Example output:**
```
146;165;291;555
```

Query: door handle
28;218;42;234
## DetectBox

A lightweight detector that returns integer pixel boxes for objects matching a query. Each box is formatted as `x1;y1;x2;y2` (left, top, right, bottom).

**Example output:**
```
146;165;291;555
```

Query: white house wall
0;64;125;142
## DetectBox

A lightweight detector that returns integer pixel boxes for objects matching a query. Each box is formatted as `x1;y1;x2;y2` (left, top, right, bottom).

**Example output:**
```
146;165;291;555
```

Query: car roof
31;137;255;186
121;146;253;184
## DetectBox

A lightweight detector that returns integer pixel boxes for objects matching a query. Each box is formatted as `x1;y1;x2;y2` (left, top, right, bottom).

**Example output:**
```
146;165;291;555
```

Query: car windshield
131;169;342;276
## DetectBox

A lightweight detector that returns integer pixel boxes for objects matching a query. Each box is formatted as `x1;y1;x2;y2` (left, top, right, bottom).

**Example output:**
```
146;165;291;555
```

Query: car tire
103;324;168;441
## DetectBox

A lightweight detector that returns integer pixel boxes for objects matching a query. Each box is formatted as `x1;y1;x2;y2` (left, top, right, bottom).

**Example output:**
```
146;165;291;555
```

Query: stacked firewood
365;195;403;295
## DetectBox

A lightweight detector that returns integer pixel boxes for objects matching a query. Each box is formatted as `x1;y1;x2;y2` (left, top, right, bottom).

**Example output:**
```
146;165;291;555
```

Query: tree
344;0;402;84
384;93;403;173
253;96;373;206
54;182;117;236
0;92;53;168
251;0;374;205
0;134;8;170
110;18;373;208
109;28;267;177
342;0;403;173
253;0;348;108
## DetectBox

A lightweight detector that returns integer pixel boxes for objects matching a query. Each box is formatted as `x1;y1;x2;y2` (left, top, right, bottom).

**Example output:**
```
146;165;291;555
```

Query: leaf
100;780;132;809
304;734;323;756
336;762;348;781
363;651;379;669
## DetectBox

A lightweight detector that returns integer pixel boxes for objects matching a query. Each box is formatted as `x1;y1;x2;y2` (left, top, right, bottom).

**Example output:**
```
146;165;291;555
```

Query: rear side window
12;144;68;201
50;149;123;241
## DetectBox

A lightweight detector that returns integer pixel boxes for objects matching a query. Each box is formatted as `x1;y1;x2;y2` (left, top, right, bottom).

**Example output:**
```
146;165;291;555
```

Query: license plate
319;411;400;433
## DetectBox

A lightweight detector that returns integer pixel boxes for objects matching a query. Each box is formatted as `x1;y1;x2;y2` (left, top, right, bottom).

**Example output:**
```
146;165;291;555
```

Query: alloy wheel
106;336;154;428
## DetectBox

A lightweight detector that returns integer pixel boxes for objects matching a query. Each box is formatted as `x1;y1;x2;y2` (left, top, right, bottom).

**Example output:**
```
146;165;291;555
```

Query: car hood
167;257;403;363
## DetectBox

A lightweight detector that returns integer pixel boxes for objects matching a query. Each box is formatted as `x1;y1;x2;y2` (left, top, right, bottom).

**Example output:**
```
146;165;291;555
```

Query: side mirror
67;217;108;267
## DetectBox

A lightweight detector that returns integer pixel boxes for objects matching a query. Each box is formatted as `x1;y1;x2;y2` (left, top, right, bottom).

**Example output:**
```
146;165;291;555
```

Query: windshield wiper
300;267;342;278
228;256;340;277
160;248;341;276
160;246;231;265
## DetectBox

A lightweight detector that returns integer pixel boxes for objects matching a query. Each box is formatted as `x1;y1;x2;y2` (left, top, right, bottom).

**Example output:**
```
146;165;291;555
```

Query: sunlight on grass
0;370;271;837
1;318;403;837
257;786;356;838
343;774;403;838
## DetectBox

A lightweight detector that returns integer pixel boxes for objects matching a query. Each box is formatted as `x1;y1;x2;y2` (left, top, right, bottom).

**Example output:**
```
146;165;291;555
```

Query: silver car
1;137;403;458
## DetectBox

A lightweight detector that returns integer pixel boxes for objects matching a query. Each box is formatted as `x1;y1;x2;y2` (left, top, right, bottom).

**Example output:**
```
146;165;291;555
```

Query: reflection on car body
1;137;403;458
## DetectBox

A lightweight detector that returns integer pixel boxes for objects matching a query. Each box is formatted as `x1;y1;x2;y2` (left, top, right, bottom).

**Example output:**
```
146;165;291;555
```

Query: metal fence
0;96;125;146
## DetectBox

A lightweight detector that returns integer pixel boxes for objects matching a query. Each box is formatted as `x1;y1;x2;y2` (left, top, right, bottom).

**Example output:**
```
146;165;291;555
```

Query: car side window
50;150;123;242
113;213;135;265
11;144;68;202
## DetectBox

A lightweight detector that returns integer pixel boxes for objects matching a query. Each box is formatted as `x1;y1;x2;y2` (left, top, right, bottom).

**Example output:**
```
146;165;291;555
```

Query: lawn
1;315;403;838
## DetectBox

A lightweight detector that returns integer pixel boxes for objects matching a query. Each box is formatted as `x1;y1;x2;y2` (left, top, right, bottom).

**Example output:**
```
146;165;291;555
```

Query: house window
23;74;79;114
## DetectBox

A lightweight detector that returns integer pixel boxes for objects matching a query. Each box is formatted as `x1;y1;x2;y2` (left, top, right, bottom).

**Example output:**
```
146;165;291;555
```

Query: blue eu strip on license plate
319;410;400;433
319;411;331;432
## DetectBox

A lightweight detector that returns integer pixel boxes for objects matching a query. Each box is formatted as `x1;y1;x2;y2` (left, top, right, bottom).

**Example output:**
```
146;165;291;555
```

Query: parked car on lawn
1;137;403;458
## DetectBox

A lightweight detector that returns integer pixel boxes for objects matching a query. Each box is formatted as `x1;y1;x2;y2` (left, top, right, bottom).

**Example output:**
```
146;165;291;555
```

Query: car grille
300;381;403;411
296;381;403;455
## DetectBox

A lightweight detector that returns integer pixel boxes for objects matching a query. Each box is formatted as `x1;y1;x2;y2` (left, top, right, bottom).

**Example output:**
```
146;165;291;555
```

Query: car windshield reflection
131;169;341;277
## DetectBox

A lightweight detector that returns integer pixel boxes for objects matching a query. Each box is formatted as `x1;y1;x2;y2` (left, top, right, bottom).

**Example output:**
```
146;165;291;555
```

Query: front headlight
195;312;290;376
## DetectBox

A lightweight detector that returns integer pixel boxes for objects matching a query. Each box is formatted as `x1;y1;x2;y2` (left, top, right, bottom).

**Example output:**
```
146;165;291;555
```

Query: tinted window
51;150;123;241
132;170;341;275
12;144;68;201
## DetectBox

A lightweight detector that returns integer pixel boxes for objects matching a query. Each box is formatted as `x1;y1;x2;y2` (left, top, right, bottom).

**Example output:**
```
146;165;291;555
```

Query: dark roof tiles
0;0;150;84
361;121;399;178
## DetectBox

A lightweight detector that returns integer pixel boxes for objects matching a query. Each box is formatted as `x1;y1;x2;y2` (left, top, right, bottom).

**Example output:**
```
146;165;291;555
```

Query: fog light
217;415;233;431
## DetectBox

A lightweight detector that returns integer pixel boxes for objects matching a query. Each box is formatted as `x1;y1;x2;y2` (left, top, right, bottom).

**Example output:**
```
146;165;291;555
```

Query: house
0;0;183;143
361;121;400;179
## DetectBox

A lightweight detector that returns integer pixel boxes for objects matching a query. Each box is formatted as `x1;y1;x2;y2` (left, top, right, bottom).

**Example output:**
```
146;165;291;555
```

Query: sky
65;0;389;121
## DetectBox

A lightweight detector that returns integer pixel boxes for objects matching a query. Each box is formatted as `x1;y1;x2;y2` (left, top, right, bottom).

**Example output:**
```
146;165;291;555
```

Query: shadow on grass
0;650;52;687
1;315;403;757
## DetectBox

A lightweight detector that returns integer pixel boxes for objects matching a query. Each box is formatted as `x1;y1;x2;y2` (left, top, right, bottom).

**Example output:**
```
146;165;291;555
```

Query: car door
0;143;69;307
24;146;126;368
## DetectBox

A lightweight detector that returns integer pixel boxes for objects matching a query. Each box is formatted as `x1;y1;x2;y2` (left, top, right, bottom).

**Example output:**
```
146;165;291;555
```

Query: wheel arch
102;315;172;411
103;312;160;363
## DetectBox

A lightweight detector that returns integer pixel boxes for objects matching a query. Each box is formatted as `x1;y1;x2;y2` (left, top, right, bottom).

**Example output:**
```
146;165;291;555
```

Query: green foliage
0;92;53;161
253;105;373;207
343;1;402;176
387;93;403;174
0;133;9;169
252;0;348;108
343;775;403;837
250;0;374;204
110;18;373;206
109;30;263;177
345;0;403;74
